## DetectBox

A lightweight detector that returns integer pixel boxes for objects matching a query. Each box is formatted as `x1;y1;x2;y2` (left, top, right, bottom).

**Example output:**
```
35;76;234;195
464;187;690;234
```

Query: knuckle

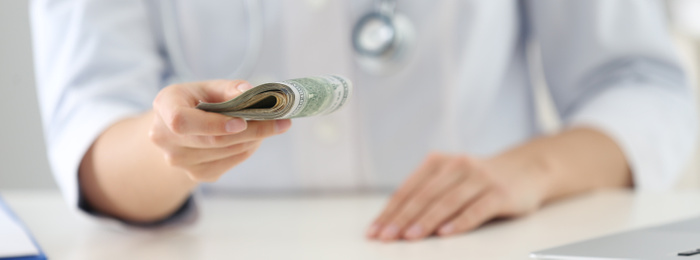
152;92;166;109
201;135;220;146
168;108;186;134
445;157;466;172
426;152;444;164
153;85;179;107
491;183;509;196
163;152;177;166
152;97;161;109
466;161;487;179
487;183;510;201
148;128;165;146
455;156;471;168
186;172;206;182
163;150;185;167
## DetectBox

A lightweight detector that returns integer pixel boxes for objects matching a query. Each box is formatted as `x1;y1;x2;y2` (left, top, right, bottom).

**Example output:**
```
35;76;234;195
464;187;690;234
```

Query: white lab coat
30;0;697;224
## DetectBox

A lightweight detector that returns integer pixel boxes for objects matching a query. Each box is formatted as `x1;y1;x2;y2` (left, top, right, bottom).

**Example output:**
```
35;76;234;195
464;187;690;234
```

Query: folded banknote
196;75;352;120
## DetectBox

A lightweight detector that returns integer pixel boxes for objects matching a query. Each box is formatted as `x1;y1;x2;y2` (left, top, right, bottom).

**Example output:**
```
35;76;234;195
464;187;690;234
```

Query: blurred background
0;1;54;189
2;0;700;190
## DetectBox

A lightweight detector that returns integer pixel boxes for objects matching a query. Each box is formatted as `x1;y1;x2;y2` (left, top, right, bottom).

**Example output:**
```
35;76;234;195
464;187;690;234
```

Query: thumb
195;80;254;103
223;81;254;100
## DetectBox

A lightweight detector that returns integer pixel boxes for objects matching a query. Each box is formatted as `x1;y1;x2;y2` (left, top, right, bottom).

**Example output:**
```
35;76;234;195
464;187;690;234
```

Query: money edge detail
279;75;352;119
279;80;303;118
322;75;352;116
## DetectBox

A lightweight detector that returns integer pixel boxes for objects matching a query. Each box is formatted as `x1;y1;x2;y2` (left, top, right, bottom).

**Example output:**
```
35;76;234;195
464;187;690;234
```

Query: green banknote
196;75;352;120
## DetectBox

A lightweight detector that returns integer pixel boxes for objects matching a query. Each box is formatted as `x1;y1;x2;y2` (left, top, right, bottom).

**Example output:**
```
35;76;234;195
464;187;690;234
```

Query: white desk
2;189;700;260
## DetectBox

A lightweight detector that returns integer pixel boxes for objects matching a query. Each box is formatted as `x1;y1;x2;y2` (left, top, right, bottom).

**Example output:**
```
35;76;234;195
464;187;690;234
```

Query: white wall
0;1;56;189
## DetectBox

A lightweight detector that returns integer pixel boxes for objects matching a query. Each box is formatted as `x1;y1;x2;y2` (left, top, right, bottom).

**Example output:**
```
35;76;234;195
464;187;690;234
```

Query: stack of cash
196;75;352;120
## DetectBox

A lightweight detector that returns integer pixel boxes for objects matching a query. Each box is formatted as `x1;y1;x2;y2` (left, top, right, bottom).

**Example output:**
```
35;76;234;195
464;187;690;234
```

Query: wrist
484;148;554;207
488;128;633;205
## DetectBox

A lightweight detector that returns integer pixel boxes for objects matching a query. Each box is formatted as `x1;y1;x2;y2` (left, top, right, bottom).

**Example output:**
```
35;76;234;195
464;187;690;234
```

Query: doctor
31;0;696;242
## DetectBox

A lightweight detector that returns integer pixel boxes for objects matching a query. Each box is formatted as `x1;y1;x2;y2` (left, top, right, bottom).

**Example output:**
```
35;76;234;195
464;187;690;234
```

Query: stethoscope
161;0;414;81
352;0;415;74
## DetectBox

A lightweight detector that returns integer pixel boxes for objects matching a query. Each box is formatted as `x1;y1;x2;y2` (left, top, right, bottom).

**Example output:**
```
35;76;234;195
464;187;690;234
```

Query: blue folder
0;195;47;260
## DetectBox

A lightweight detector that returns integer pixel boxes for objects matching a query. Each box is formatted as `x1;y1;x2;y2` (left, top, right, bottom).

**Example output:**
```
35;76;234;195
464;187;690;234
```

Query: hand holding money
196;75;353;120
149;80;291;182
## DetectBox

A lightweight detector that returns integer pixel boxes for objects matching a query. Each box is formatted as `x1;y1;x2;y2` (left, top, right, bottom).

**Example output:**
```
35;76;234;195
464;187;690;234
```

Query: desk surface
2;189;700;260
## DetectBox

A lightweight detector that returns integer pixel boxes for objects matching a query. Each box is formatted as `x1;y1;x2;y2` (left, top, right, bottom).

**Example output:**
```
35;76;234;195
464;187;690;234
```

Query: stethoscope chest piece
352;7;415;75
353;12;396;57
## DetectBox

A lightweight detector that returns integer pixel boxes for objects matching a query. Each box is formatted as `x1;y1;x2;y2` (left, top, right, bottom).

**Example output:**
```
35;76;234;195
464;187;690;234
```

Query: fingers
151;114;291;149
375;160;467;241
153;80;251;136
148;79;293;184
403;176;487;240
183;143;261;182
163;141;260;167
437;191;502;237
150;115;291;177
367;153;448;238
367;154;512;242
167;107;249;136
367;151;549;242
180;119;291;148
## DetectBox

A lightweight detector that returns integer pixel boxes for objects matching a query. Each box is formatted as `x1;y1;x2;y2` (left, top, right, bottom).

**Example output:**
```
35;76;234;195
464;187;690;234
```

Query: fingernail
366;224;381;238
379;224;399;241
404;224;422;239
225;119;246;133
438;223;455;236
274;120;291;134
237;82;253;92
